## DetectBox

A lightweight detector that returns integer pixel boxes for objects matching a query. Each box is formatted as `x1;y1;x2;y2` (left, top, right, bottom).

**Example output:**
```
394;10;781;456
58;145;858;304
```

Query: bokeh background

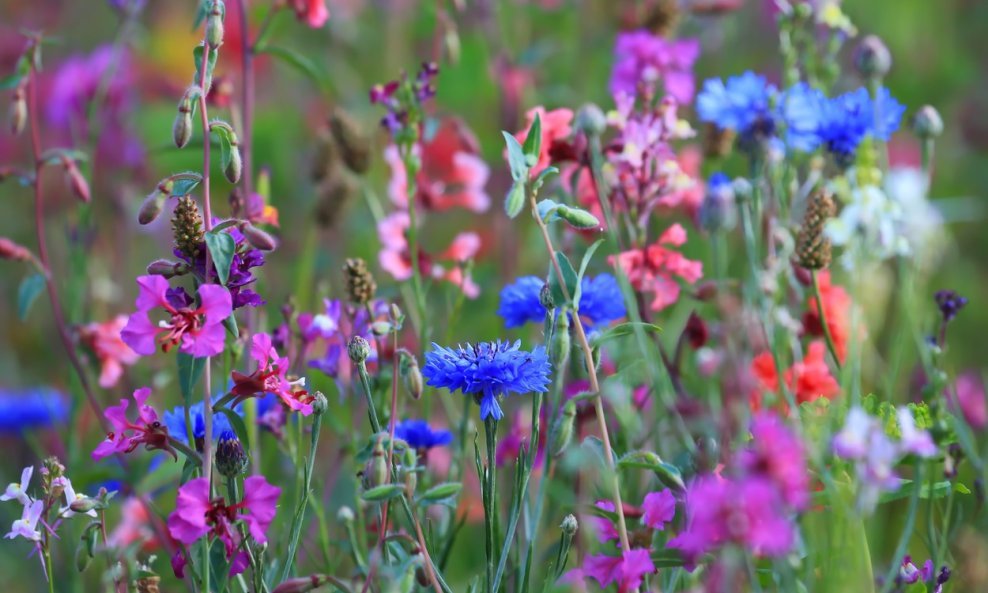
1;0;986;590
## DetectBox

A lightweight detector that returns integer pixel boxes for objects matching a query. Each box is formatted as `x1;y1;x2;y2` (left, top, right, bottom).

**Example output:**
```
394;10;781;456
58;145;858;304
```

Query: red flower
751;341;840;408
802;270;851;362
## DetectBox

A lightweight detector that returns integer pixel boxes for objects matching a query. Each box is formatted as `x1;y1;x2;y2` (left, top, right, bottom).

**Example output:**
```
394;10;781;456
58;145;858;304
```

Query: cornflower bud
206;0;225;48
560;514;579;536
699;172;736;232
330;109;371;174
912;105;944;140
539;282;555;311
173;92;195;149
551;400;576;457
9;85;26;136
348;335;371;364
0;237;32;262
574;103;607;137
311;391;328;416
215;433;249;478
241;222;277;251
854;35;892;80
343;257;377;305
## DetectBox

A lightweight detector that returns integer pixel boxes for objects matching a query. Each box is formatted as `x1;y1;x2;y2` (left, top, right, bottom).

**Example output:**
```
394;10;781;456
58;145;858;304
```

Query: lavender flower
422;341;552;420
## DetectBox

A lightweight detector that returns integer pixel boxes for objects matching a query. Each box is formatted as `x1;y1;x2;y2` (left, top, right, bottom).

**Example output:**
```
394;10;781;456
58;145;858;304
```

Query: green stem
280;409;325;582
878;461;924;593
811;269;843;371
356;362;383;434
168;436;204;467
483;417;498;593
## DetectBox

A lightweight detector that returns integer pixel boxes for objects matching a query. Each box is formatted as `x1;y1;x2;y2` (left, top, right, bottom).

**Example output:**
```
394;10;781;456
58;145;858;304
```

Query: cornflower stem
25;65;108;436
281;409;325;582
356;362;384;434
810;270;843;372
483;417;499;593
526;192;635;563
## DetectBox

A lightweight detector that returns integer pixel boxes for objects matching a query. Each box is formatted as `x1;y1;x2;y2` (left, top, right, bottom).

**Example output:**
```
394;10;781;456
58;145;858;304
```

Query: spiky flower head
215;432;248;477
422;340;552;421
796;188;836;270
172;196;204;260
343;257;377;305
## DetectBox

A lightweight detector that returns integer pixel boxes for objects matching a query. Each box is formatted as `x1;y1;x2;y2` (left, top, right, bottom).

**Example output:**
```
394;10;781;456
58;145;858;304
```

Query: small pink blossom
92;387;174;461
290;0;329;28
948;372;987;431
641;488;676;530
740;413;810;510
79;315;139;388
231;333;314;415
377;212;481;297
609;223;703;311
513;106;574;175
121;275;232;358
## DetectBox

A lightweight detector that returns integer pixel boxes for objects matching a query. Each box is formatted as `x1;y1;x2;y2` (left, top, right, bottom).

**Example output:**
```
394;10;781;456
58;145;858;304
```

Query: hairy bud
311;391;328;416
225;143;243;183
399;351;424;400
551;400;576;457
854;35;892;80
215;433;249;478
347;335;371;364
337;506;355;523
206;0;225;48
241;222;277;251
560;514;578;536
912;105;944;140
173;97;194;149
8;85;26;136
0;237;32;262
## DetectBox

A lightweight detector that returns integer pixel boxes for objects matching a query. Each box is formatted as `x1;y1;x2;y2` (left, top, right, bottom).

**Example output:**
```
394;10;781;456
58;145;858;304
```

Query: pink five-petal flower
121;275;232;358
92;387;174;461
290;0;329;28
641;488;676;530
240;475;281;544
79;315;139;388
583;548;656;593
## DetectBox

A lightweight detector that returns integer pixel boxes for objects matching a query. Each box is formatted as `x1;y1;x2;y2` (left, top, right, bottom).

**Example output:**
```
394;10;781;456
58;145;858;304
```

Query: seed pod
8;86;26;136
69;497;102;514
557;205;600;229
795;187;836;270
147;259;186;278
343;257;377;305
206;1;225;48
550;312;571;366
551;400;576;457
330;109;371;174
225;144;243;183
241;222;277;251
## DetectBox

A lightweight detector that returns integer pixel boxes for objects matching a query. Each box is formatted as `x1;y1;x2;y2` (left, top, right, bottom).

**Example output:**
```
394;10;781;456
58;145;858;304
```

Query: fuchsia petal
242;476;281;543
120;312;159;356
641;489;677;530
197;284;233;323
134;275;170;311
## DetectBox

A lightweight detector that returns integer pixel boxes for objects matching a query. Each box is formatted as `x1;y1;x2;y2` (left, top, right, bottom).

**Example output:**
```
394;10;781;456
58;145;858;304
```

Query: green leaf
502;131;528;182
547;251;579;307
504;180;526;219
531;165;558;197
361;484;404;502
877;479;969;504
215;406;251;451
617;450;685;493
204;231;236;286
177;353;206;407
536;198;562;223
419;482;463;504
581;435;616;467
574;239;605;308
169;173;203;197
651;549;686;569
17;274;45;320
592;322;663;346
0;54;31;90
192;45;218;92
521;112;542;168
259;45;324;88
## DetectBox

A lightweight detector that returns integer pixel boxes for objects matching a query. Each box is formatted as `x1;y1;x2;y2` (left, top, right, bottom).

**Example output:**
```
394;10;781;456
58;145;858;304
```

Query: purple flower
305;299;387;378
934;290;967;322
740;412;810;510
641;488;676;530
174;226;265;311
609;30;700;103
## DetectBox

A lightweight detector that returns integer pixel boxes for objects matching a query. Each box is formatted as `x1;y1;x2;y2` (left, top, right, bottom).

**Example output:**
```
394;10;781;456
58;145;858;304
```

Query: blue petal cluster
422;341;552;420
163;396;245;441
815;86;904;162
697;72;777;145
0;388;67;432
394;419;453;450
497;274;627;329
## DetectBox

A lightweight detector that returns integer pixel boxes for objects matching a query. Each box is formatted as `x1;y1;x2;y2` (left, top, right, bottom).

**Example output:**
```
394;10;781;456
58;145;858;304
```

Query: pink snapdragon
377;211;481;297
609;223;703;311
79;315;139;388
562;548;656;593
167;475;280;575
231;333;314;415
121;275;232;358
92;387;175;461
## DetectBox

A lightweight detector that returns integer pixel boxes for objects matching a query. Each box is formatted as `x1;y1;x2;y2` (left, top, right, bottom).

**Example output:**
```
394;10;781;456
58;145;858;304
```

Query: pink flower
668;476;795;568
79;315;139;388
377;212;481;297
167;475;280;575
290;0;329;28
513;106;574;175
740;413;810;510
948;372;987;431
609;224;703;311
386;117;490;213
592;500;620;543
231;333;314;415
581;548;655;593
107;497;156;550
92;387;175;461
641;488;676;530
121;275;232;358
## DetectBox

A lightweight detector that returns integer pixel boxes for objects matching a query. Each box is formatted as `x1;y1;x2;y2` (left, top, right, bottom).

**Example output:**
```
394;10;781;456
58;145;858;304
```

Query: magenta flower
578;548;656;593
121;275;232;358
230;333;315;415
740;413;810;510
167;475;281;574
92;387;175;461
668;476;795;568
641;488;676;530
947;372;987;431
593;500;620;543
609;30;701;103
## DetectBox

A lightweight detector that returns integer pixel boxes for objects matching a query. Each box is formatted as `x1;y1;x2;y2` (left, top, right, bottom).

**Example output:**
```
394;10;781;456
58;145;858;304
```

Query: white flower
1;467;34;507
59;478;97;519
4;499;43;542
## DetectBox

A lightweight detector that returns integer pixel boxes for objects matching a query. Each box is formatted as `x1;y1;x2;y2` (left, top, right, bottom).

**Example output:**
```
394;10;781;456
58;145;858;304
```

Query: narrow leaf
17;274;45;320
170;175;203;197
260;45;324;87
574;239;605;308
548;251;579;307
361;484;404;502
592;321;663;346
177;353;206;408
505;180;526;219
521;112;542;168
502;131;528;182
419;482;463;504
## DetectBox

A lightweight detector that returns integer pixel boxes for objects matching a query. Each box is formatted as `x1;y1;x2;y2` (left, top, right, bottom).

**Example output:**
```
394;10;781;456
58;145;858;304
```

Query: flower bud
399;352;424;400
8;86;26;136
854;35;892;80
311;391;328;416
551;400;576;457
558;205;600;229
136;575;162;593
273;575;331;593
225;144;243;183
539;282;555;310
348;335;371;364
206;1;225;48
138;191;167;225
912;105;944;140
699;172;736;232
241;222;277;251
560;514;578;536
64;160;91;203
147;258;187;278
402;447;418;498
75;541;93;572
362;440;390;490
215;433;249;477
69;497;102;514
173;102;194;149
574;103;607;137
0;237;32;261
337;506;355;523
550;312;571;366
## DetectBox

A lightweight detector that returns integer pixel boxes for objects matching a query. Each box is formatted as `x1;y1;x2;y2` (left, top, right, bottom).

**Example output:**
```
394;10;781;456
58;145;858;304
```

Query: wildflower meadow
2;0;988;591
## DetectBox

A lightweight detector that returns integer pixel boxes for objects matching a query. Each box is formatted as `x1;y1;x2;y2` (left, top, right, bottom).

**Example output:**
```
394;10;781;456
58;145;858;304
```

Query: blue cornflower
0;388;67;432
394;419;453;450
497;274;627;329
816;86;905;163
422;341;552;421
163;397;243;442
778;82;826;152
697;71;777;147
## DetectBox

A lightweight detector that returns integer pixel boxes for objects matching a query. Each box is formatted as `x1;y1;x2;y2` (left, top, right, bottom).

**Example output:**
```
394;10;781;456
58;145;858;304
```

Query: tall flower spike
172;196;205;261
796;187;836;270
343;257;377;305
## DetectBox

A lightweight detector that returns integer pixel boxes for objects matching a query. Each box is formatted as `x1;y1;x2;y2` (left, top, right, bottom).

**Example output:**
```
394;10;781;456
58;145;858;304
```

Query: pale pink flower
79;315;139;388
377;212;481;297
4;499;43;542
609;223;703;311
